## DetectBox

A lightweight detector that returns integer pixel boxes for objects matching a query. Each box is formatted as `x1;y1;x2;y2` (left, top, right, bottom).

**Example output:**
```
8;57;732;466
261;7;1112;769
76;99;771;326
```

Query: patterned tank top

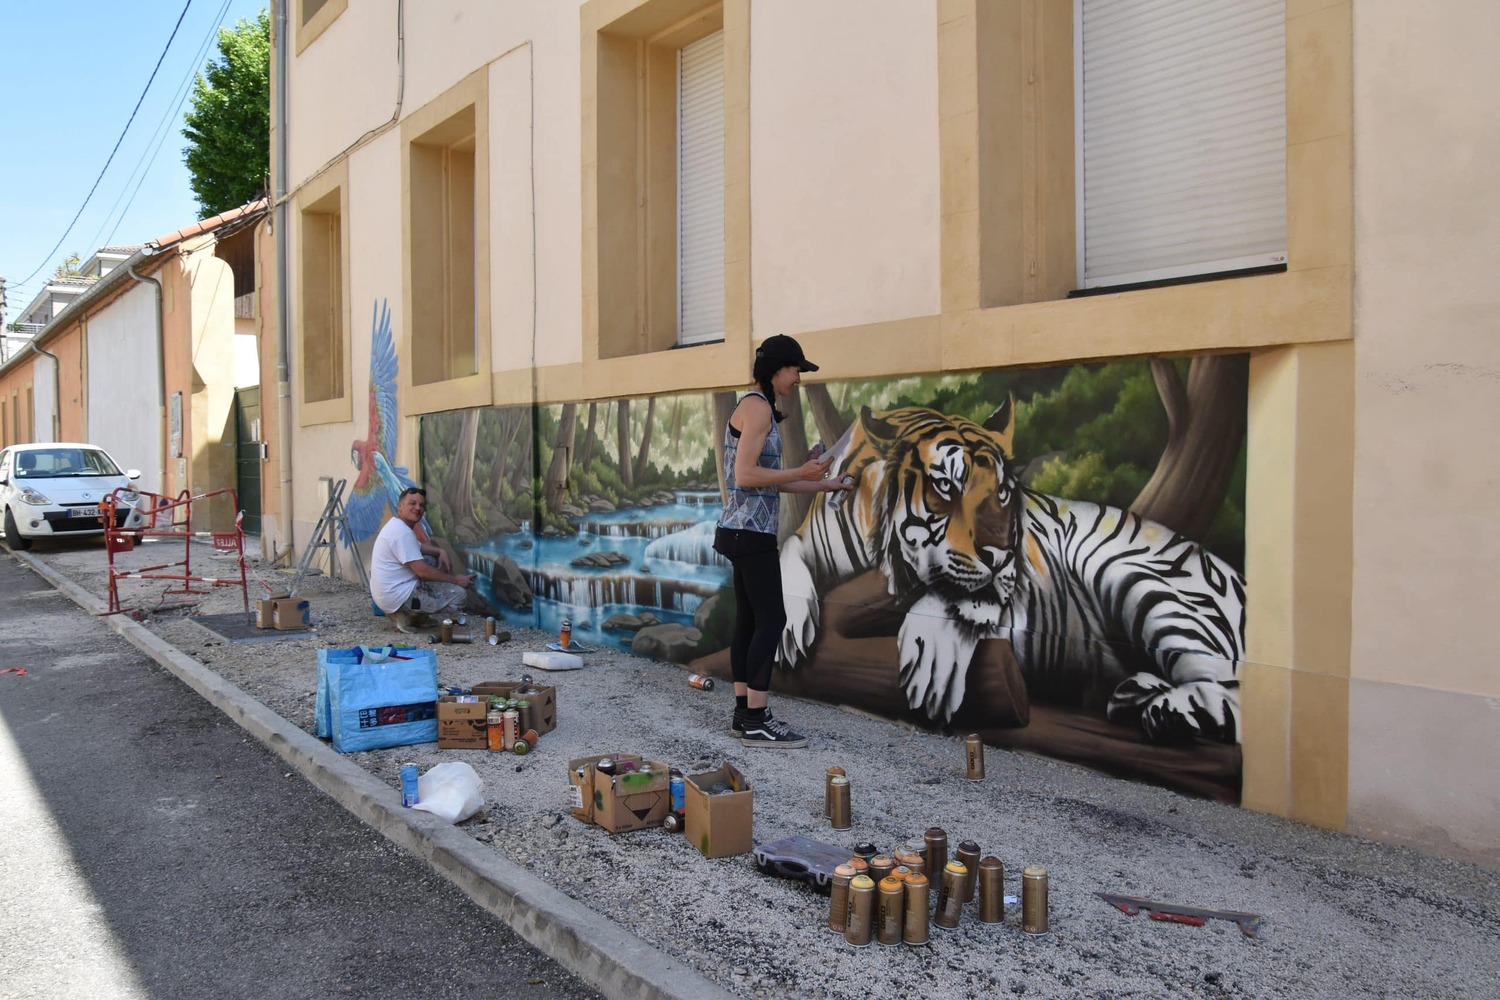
718;392;781;535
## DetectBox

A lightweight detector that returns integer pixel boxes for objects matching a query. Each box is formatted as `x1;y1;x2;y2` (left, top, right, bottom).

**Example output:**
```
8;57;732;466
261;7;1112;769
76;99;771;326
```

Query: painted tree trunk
544;403;578;514
632;396;657;484
616;399;633;489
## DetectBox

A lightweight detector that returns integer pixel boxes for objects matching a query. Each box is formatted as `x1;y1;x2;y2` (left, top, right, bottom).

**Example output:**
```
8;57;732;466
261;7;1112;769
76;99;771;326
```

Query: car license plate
68;506;102;519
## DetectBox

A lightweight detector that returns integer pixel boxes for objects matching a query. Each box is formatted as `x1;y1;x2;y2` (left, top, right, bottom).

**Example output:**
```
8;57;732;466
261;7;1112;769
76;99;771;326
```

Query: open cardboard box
256;593;310;630
565;753;669;834
473;680;556;734
437;696;489;749
684;762;753;858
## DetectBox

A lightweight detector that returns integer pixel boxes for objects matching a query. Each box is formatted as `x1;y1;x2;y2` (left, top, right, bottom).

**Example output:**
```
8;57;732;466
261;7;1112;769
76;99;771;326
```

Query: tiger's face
857;403;1022;623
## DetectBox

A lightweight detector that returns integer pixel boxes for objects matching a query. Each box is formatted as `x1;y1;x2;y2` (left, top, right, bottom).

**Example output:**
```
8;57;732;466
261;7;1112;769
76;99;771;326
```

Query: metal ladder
291;478;369;596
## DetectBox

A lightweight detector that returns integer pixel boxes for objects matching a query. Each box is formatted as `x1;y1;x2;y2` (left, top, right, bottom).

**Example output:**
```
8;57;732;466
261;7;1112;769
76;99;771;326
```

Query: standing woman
714;335;850;748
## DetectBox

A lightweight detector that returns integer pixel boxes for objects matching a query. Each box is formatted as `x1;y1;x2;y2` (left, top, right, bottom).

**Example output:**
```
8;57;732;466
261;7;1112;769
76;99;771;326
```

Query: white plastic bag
410;762;484;823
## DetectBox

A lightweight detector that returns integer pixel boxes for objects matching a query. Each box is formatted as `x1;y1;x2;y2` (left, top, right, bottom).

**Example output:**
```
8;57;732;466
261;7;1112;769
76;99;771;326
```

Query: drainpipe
126;261;167;495
25;341;62;442
273;0;294;561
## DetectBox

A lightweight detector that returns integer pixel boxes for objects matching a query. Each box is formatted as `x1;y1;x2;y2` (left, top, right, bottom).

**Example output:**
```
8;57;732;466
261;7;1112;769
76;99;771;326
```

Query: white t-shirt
370;516;424;613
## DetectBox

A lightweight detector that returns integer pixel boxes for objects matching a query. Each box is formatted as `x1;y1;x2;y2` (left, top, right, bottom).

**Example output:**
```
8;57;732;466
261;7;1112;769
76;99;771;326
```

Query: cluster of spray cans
429;615;512;646
822;751;1049;942
484;690;543;754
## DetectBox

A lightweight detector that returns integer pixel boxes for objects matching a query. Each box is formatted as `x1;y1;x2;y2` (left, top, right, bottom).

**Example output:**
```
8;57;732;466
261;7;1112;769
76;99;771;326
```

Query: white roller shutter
678;30;725;345
1077;0;1287;289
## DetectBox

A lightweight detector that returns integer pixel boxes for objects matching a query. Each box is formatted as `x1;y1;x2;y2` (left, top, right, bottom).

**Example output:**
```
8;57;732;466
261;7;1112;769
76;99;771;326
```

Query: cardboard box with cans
436;696;489;749
684;762;754;858
472;680;556;735
567;753;673;834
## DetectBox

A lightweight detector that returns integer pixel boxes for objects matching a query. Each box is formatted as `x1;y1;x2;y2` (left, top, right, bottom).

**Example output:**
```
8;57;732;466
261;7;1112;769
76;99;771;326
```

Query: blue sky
0;0;268;317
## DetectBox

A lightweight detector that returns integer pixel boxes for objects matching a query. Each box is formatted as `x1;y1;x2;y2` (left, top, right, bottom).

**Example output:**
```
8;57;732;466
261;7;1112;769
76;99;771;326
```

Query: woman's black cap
755;334;819;373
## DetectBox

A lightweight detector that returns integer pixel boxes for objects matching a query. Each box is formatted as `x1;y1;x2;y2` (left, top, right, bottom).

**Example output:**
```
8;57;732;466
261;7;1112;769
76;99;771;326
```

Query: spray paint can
559;618;572;649
486;710;505;752
978;857;1005;924
853;842;877;864
869;855;895;886
440;618;454;644
663;812;683;833
687;673;715;691
846;856;870;882
485;616;497;641
844;875;876;947
934;860;968;929
512;734;533;755
824;766;845;818
965;733;985;780
517;729;540;754
501;708;520;751
829;774;851;830
400;763;419;807
1022;865;1049;935
826;474;858;509
827;864;857;933
894;848;925;879
924;827;948;879
902;873;931;946
670;771;686;813
876;875;905;946
956;839;982;903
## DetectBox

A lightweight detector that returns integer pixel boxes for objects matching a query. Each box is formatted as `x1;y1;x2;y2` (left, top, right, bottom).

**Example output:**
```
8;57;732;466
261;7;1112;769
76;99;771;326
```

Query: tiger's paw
777;539;821;668
898;595;975;722
1110;674;1240;744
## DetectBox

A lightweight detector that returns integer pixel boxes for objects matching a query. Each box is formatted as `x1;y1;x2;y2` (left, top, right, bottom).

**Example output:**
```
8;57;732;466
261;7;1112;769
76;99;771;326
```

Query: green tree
181;11;270;218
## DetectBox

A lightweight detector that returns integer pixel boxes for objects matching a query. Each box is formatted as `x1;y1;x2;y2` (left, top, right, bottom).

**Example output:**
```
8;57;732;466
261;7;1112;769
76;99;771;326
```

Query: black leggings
714;527;785;693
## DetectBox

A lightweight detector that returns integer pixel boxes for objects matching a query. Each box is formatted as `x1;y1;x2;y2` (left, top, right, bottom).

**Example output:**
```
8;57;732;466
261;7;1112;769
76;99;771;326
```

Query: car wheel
3;507;32;551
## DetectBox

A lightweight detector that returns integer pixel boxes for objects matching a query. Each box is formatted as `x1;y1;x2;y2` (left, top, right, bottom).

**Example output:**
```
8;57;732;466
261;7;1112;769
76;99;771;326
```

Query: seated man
369;486;475;633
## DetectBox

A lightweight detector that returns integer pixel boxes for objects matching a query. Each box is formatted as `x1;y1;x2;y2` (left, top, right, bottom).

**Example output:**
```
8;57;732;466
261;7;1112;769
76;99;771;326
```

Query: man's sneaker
389;609;419;634
740;710;807;749
731;705;748;737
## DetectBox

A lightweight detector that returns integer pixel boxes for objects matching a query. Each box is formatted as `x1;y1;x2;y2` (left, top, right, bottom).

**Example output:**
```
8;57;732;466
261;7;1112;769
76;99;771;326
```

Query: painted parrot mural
340;299;429;546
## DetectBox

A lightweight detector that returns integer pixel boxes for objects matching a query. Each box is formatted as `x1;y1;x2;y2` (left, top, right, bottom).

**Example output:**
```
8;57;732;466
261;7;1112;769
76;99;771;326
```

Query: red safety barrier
102;487;250;618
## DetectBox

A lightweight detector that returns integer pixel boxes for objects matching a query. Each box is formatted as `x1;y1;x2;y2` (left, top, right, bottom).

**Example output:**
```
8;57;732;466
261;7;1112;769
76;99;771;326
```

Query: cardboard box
684;763;753;858
472;680;556;735
271;598;310;630
437;696;489;749
593;758;671;834
255;593;288;628
566;753;620;825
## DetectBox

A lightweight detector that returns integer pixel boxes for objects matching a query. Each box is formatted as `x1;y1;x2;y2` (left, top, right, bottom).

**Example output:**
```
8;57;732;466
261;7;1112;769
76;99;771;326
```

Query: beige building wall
1348;0;1500;866
750;0;941;338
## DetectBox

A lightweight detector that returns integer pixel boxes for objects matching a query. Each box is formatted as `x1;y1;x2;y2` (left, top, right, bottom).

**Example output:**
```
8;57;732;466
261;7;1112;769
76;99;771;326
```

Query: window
589;1;740;361
296;0;346;54
400;68;491;414
296;161;350;425
1075;0;1287;289
409;106;477;387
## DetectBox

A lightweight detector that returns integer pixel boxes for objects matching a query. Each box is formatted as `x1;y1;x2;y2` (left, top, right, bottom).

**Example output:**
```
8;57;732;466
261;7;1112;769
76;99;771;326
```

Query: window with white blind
677;30;725;345
1075;0;1287;290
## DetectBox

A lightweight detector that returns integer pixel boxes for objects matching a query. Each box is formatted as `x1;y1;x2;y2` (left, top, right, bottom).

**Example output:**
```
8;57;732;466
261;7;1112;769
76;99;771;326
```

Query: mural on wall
421;354;1248;800
343;300;424;546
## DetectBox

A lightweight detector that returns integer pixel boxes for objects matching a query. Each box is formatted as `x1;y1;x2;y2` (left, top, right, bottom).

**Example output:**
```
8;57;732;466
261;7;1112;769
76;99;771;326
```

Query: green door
234;386;263;535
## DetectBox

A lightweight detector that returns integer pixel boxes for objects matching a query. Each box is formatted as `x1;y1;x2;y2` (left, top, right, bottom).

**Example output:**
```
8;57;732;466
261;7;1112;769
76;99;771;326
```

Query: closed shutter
678;30;725;345
1077;0;1287;289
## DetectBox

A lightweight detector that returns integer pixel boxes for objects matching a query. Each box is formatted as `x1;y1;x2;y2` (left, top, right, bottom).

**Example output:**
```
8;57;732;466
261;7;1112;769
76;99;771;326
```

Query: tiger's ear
982;395;1016;455
859;406;903;460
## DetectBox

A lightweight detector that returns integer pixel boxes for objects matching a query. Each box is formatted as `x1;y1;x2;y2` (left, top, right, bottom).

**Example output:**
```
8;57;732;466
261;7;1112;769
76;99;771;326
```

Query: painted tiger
777;403;1245;744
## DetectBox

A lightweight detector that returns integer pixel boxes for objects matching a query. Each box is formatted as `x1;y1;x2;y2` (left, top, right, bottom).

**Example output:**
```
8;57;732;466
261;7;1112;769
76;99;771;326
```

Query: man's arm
419;541;452;572
405;559;474;588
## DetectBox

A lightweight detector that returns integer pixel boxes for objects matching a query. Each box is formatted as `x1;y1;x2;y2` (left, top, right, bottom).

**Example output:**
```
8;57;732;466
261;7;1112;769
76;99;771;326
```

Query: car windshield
13;447;122;479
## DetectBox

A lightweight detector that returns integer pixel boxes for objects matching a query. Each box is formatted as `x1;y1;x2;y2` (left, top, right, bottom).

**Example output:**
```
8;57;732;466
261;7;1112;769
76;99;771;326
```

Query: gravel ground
25;538;1500;1000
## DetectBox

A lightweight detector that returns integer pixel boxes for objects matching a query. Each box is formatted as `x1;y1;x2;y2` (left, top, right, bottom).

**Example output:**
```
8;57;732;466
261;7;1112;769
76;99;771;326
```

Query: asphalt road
0;553;602;1000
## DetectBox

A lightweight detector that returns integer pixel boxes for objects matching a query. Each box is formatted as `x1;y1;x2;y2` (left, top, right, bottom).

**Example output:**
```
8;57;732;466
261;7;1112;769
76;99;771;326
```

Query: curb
14;550;734;1000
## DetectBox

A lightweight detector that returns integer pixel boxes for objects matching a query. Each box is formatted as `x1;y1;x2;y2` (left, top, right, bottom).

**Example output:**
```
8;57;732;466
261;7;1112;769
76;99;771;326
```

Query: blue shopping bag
315;645;438;752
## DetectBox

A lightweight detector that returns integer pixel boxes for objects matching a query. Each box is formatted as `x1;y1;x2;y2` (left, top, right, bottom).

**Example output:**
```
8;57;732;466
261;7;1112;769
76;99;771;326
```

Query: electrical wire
13;0;196;289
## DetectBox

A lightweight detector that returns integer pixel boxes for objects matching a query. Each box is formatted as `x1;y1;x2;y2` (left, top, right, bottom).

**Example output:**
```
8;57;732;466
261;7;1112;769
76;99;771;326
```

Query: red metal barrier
102;487;250;618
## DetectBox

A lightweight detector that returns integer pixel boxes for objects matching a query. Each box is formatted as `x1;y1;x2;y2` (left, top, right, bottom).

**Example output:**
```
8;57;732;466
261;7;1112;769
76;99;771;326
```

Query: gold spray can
902;873;931;946
894;848;925;879
965;733;985;780
1021;865;1049;935
869;855;895;885
876;875;905;946
827;864;856;933
978;857;1005;923
440;618;454;644
924;827;948;878
844;875;875;947
824;766;845;818
955;839;981;902
846;856;869;881
829;774;851;830
934;860;968;929
484;616;496;641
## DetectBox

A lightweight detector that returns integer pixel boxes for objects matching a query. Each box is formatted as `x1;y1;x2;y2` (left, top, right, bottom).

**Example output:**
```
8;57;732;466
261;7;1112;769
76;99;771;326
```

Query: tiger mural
777;403;1245;744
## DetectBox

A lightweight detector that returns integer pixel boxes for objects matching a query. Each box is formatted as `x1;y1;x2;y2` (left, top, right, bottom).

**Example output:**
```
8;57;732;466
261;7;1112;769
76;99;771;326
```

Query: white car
0;443;148;551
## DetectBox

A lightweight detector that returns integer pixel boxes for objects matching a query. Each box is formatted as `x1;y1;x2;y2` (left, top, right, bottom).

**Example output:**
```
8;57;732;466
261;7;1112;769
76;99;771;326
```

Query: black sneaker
731;705;748;737
740;710;807;749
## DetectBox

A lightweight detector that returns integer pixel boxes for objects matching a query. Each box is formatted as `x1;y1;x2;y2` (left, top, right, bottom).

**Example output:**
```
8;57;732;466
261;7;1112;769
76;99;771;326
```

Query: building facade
272;0;1500;866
